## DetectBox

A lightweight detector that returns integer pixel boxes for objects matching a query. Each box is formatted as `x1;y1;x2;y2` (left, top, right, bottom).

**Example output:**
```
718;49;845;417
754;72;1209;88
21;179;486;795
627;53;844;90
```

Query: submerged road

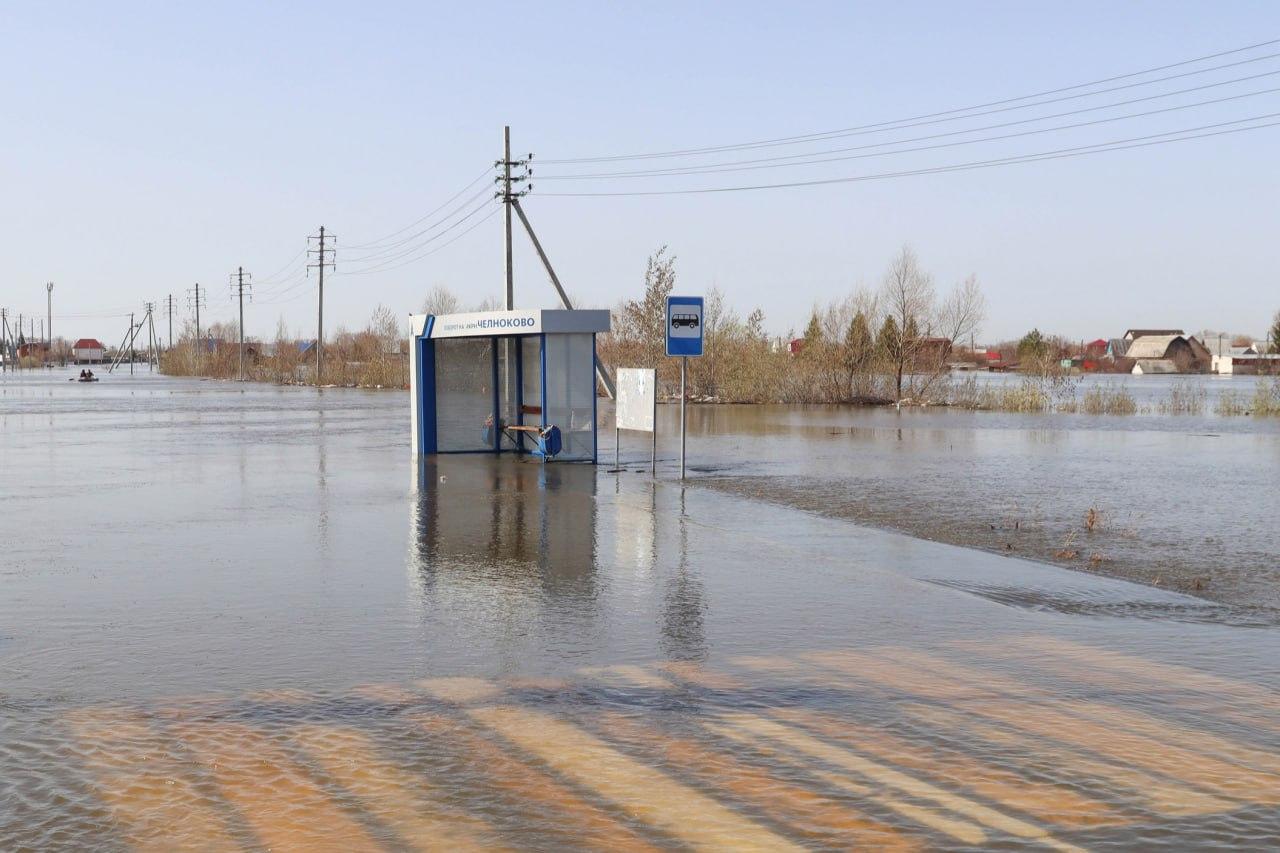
1;370;1277;849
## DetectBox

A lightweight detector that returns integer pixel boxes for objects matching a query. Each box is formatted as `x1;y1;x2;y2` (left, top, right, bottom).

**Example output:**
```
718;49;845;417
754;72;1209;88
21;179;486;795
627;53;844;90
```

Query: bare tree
421;285;460;316
879;245;935;402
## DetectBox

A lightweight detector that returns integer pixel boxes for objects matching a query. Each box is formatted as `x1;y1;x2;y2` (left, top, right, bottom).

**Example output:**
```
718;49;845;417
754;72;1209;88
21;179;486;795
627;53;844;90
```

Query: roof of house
72;338;105;349
1124;328;1184;340
1124;335;1184;360
1107;338;1130;357
1085;338;1108;348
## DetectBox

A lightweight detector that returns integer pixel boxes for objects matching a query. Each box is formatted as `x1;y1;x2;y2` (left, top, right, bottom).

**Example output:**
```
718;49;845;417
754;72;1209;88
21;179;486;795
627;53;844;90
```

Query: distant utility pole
1;308;8;373
46;282;53;364
230;267;252;381
188;283;206;373
307;226;336;386
166;293;174;351
143;302;157;372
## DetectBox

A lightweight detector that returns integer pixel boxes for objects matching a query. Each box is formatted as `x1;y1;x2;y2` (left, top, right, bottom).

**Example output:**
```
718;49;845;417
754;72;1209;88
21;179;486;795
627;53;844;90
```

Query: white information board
613;367;657;474
616;368;656;432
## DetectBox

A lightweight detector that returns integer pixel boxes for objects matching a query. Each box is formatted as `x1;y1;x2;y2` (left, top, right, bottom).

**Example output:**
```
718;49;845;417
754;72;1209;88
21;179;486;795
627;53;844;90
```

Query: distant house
17;341;50;359
72;338;106;364
1084;338;1108;358
1106;338;1130;359
1125;334;1211;374
1212;345;1256;375
788;338;804;355
913;337;953;364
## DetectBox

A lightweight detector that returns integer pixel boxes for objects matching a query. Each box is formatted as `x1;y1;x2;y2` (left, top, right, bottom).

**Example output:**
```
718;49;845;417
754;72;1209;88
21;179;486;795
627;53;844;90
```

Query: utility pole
502;126;513;310
143;302;156;372
1;308;7;373
307;226;336;386
188;283;206;374
230;267;251;381
129;312;135;375
496;127;533;309
46;282;54;365
166;293;174;351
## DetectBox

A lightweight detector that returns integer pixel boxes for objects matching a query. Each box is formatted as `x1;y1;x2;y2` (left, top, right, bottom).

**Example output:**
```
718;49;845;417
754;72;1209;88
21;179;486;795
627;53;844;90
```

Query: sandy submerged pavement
2;371;1279;849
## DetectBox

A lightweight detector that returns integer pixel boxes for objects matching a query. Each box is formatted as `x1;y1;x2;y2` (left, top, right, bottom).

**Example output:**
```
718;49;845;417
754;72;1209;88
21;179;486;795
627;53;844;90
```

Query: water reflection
409;457;602;620
662;488;707;661
412;455;596;570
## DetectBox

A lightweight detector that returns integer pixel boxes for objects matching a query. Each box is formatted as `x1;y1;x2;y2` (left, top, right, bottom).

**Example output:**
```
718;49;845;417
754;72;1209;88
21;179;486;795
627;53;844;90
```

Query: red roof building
72;338;107;364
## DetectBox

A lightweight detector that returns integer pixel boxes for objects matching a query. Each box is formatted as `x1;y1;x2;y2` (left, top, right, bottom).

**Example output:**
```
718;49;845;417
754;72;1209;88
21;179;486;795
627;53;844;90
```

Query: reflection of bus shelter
410;309;610;462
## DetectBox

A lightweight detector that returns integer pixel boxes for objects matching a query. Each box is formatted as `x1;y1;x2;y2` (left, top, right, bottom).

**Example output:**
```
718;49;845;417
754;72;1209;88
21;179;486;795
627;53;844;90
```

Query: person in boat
86;369;95;380
79;369;88;380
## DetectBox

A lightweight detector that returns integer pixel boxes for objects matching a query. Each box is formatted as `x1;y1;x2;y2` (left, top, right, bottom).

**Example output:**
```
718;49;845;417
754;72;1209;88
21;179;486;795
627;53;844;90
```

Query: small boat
70;376;100;383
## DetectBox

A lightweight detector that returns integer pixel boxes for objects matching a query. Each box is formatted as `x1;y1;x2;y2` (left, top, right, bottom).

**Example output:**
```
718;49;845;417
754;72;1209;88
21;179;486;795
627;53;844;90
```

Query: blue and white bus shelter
410;309;610;462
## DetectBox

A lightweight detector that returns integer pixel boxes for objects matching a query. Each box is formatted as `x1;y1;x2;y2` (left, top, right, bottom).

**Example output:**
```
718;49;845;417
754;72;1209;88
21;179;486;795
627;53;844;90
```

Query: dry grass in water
1158;380;1206;415
1081;384;1137;415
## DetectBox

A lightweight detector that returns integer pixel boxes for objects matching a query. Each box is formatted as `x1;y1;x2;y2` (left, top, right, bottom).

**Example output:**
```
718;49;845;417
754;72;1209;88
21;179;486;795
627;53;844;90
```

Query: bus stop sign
666;295;704;357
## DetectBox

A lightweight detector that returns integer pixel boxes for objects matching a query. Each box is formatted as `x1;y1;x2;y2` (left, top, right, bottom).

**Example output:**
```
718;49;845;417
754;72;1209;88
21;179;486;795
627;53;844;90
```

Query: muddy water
2;368;1278;850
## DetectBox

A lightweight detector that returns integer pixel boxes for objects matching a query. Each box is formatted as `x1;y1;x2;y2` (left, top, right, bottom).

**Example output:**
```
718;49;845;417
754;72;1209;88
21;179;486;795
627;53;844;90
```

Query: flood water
2;368;1278;850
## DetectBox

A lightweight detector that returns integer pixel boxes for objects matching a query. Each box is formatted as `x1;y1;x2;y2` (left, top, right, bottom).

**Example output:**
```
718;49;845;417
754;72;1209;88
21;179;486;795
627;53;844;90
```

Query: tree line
600;245;985;404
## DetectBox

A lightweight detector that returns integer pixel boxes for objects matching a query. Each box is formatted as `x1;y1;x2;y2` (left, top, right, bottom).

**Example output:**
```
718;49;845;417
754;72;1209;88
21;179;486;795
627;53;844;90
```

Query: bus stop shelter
410;309;610;462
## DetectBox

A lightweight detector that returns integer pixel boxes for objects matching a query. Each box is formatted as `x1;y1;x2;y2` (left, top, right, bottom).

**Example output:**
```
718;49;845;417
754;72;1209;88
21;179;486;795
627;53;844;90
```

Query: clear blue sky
3;1;1277;344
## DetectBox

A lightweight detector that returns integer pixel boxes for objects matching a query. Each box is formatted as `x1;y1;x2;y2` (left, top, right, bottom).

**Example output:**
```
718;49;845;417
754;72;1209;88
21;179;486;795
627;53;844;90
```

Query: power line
541;39;1280;164
341;167;492;250
254;246;308;286
541;80;1280;180
252;265;309;296
338;205;500;276
256;282;317;306
337;196;496;273
339;186;492;264
536;113;1280;196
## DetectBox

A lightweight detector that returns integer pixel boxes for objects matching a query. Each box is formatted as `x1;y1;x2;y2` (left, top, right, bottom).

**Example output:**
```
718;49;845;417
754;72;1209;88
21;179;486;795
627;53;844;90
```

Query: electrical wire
253;246;308;286
256;282;317;306
537;85;1280;180
337;196;495;272
540;80;1280;179
341;167;493;251
253;268;311;300
541;39;1280;163
536;113;1280;196
337;206;500;276
339;186;493;264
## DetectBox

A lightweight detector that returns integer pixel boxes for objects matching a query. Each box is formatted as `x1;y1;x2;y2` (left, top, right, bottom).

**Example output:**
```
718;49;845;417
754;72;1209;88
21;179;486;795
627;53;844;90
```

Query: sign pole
651;389;657;476
680;356;687;479
666;294;702;481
